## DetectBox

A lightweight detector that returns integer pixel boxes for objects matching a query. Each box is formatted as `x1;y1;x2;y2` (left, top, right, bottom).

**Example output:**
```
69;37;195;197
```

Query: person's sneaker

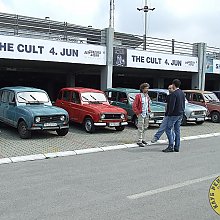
142;140;148;145
137;142;145;147
151;137;158;143
162;146;174;153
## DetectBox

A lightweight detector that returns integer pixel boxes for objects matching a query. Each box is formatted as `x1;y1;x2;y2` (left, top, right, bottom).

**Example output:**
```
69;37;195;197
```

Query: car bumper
94;122;128;127
30;124;69;130
187;117;206;122
149;117;164;124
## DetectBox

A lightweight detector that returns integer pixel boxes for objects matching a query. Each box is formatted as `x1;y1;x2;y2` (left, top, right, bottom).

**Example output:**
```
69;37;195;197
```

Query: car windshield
81;92;107;102
17;91;50;103
128;92;139;102
203;93;219;102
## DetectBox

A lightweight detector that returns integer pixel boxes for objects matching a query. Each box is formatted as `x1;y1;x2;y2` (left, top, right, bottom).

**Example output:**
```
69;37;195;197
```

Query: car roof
0;86;45;92
149;88;169;94
106;88;139;93
183;90;214;94
61;87;104;93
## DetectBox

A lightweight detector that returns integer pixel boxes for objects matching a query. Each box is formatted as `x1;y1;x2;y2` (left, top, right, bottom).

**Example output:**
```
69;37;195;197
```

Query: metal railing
0;11;220;59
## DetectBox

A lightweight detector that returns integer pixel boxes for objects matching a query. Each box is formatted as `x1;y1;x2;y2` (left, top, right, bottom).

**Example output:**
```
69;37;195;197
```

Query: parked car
55;87;128;133
105;88;165;127
148;89;207;125
0;86;69;139
212;91;220;100
184;90;220;123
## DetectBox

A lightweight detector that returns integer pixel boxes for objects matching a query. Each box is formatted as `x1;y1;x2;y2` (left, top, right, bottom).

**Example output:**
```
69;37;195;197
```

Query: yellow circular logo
209;176;220;215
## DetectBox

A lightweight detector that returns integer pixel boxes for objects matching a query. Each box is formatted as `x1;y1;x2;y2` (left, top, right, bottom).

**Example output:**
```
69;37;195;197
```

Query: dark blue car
0;87;69;138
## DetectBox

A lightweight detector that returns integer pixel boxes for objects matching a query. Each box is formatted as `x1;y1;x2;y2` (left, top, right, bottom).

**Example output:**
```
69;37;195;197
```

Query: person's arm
167;94;176;116
132;95;140;115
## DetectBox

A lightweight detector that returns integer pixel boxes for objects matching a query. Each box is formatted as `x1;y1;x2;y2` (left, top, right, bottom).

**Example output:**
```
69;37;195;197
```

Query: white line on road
127;173;220;200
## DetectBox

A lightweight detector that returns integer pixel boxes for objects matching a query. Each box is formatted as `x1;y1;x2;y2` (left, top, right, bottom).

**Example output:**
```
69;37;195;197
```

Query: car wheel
56;128;69;136
133;116;138;129
18;121;31;139
211;112;220;123
84;118;95;133
195;121;204;125
115;126;125;131
181;115;187;126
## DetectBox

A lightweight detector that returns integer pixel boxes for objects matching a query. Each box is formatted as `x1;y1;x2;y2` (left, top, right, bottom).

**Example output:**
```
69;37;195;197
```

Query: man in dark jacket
163;79;185;153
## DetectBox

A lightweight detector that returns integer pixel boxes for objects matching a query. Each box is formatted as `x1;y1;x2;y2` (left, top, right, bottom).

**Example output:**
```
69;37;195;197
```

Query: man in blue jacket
163;79;185;153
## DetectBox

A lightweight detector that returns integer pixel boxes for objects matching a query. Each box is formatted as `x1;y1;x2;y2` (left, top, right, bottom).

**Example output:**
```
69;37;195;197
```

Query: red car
55;87;128;133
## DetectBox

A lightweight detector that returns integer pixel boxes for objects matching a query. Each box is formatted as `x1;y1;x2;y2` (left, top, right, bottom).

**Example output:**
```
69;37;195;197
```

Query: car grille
153;112;165;117
38;115;63;123
194;111;205;115
104;114;121;120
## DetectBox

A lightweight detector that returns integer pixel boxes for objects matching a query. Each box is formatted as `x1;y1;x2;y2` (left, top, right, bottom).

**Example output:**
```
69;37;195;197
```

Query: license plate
44;123;57;127
156;120;163;124
197;118;204;121
109;122;120;127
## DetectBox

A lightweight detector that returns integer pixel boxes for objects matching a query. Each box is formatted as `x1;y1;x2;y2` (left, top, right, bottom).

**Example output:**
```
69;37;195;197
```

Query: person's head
140;83;150;94
172;79;181;90
168;84;174;94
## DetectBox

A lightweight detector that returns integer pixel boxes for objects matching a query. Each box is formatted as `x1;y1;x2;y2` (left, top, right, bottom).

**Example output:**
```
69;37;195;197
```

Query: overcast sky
0;0;220;47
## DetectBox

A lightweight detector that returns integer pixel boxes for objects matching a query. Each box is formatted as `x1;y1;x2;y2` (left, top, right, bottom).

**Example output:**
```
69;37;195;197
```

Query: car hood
186;103;207;110
17;105;68;116
84;103;126;114
150;102;166;112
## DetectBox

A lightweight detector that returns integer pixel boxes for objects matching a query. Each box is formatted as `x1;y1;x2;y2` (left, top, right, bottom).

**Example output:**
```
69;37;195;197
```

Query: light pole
137;0;155;50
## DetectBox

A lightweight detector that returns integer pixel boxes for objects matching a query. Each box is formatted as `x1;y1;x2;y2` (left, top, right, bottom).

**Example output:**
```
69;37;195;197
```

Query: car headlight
121;114;125;119
191;112;195;116
35;117;41;123
100;114;105;120
149;112;154;118
60;115;65;121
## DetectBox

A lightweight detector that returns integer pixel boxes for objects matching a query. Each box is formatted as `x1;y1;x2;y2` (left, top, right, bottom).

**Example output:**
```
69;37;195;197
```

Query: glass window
158;93;167;102
118;92;128;103
2;91;9;103
81;92;107;102
148;91;157;101
192;93;198;101
8;92;15;103
72;92;81;104
17;91;49;103
106;91;117;101
63;91;71;101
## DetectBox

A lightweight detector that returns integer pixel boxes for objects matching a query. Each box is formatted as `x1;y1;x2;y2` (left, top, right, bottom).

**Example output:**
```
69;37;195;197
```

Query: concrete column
101;27;114;90
66;73;75;87
191;43;206;90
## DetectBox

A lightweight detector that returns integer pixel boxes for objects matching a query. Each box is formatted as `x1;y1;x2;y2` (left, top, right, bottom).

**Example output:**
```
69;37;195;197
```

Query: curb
1;132;220;165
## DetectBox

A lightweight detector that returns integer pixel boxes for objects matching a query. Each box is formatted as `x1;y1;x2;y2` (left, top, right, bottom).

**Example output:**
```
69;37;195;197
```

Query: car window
1;91;9;103
63;91;71;101
148;91;157;101
158;93;167;102
118;92;127;103
71;92;81;104
0;91;2;102
185;93;191;101
192;93;198;101
8;92;15;103
106;91;117;101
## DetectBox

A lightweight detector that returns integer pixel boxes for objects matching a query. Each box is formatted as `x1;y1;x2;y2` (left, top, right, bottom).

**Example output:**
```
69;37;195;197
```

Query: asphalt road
0;136;220;220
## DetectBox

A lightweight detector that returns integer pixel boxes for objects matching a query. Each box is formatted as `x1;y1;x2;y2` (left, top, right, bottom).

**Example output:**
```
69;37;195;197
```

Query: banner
126;49;198;72
0;35;106;65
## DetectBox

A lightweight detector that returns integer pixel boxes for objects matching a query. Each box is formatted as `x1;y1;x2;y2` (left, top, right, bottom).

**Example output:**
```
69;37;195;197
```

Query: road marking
127;173;220;200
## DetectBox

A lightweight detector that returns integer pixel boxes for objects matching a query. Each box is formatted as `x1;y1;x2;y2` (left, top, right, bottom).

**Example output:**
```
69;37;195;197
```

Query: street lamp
137;0;155;50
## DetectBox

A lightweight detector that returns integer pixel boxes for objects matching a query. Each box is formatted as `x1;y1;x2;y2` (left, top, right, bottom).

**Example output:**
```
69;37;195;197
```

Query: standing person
132;83;151;147
163;79;185;153
151;85;175;143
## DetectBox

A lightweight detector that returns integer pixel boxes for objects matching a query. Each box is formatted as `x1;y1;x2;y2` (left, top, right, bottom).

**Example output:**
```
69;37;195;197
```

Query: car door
1;90;10;124
0;90;3;120
58;90;71;112
191;93;206;107
5;91;17;127
68;91;82;122
105;91;118;106
115;92;130;117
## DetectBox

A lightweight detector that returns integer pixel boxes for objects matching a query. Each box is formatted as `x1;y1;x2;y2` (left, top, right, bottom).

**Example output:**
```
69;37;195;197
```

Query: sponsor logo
185;61;196;66
84;50;103;57
209;176;220;215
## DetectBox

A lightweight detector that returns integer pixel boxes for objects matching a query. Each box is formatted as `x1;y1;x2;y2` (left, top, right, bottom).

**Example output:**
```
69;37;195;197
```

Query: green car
105;88;165;127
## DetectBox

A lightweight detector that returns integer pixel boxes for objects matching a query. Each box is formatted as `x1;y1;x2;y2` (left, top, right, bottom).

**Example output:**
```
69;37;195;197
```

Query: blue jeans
154;116;175;140
165;115;183;150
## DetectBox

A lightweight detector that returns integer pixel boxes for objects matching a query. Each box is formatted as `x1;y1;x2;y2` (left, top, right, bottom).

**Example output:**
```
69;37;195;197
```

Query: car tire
18;121;31;139
115;126;125;131
181;115;187;126
211;112;220;123
56;128;69;136
195;121;204;125
84;118;95;133
133;116;138;129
